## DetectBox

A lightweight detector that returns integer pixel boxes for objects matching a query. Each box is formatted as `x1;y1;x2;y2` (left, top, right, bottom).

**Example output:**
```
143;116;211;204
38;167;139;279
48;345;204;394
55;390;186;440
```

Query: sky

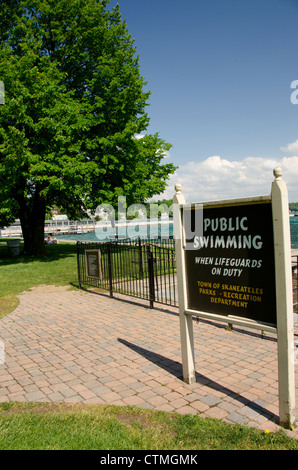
109;0;298;203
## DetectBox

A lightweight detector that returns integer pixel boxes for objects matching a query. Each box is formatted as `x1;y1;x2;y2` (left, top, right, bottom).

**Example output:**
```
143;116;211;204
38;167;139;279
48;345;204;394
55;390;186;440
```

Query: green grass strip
0;403;297;450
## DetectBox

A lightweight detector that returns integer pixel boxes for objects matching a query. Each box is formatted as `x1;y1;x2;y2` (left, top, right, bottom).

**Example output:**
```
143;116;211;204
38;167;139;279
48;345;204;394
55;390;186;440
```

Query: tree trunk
19;192;47;256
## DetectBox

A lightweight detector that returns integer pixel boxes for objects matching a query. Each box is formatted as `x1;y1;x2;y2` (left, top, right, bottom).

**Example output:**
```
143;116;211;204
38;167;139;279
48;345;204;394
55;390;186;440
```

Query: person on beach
45;235;58;244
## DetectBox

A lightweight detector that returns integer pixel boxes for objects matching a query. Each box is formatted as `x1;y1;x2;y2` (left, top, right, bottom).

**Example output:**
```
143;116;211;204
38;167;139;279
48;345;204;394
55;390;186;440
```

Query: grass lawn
0;402;297;450
0;240;78;317
0;240;297;450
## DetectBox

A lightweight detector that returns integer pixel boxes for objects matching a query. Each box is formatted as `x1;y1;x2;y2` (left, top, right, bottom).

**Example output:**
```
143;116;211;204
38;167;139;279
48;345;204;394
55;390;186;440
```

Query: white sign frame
85;249;102;280
173;167;296;429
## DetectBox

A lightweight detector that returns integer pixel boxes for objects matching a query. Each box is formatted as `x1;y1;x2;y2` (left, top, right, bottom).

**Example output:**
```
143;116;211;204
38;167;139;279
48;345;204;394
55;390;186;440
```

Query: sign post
173;184;196;384
271;168;296;429
173;168;296;429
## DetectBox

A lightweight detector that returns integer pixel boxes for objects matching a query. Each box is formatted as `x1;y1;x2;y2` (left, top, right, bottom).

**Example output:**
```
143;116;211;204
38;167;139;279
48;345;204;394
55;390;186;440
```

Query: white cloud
134;133;146;140
160;155;298;203
280;140;298;154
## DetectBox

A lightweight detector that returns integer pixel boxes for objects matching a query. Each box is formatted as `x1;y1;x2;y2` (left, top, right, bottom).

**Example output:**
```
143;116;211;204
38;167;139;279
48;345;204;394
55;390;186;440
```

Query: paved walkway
0;285;297;438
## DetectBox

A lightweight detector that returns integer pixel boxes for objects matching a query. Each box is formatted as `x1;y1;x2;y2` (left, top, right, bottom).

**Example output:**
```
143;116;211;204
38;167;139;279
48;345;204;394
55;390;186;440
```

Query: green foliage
126;198;174;219
0;0;176;253
289;202;298;211
147;198;174;217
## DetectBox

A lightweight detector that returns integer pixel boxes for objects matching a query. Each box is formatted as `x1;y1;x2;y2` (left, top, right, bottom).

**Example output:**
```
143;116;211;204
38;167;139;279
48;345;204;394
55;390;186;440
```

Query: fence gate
77;238;177;308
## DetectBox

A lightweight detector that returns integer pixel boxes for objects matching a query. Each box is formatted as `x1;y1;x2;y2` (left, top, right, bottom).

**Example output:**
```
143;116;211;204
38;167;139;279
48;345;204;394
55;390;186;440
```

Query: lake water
55;218;298;249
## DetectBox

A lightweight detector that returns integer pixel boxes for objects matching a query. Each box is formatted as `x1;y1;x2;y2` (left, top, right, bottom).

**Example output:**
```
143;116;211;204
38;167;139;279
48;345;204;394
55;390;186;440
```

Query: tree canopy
0;0;175;254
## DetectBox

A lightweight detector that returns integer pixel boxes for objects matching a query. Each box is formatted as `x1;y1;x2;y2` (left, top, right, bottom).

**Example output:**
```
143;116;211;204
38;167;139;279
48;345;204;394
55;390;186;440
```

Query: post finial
175;183;182;194
273;167;283;180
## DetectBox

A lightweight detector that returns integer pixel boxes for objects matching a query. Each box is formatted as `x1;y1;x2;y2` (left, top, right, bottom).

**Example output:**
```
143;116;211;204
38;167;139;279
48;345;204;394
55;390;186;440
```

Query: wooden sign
85;249;102;280
183;199;276;326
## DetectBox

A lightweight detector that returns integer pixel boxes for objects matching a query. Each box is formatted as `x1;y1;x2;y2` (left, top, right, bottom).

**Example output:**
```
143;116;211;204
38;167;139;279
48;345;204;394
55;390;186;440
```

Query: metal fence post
107;243;113;298
147;244;155;308
76;242;82;289
138;237;144;280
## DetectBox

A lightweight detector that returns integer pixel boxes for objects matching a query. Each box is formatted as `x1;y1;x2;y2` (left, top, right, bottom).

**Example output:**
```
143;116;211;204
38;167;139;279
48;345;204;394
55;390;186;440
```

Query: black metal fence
77;238;177;308
77;239;298;314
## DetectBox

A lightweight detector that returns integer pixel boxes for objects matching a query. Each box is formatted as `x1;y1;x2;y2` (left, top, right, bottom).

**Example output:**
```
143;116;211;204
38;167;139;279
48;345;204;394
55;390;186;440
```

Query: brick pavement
0;285;297;438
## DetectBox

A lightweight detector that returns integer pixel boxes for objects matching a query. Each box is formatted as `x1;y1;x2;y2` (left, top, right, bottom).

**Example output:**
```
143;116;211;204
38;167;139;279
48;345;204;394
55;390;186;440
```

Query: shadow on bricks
118;337;279;424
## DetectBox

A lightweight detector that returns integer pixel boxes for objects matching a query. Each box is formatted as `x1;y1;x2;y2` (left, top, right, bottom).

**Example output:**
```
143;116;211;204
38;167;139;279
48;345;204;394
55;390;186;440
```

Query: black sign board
85;249;102;280
184;201;276;325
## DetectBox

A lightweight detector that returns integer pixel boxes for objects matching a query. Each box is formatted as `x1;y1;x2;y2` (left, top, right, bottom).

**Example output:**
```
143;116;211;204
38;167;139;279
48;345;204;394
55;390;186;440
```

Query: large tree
0;0;175;255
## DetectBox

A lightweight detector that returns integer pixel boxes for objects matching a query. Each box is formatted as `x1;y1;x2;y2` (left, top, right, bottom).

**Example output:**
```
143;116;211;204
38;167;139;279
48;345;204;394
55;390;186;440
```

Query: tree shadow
118;337;279;424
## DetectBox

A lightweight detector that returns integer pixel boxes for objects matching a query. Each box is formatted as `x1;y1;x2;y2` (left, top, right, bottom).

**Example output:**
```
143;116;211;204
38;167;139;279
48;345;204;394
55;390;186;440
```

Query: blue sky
109;0;298;202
